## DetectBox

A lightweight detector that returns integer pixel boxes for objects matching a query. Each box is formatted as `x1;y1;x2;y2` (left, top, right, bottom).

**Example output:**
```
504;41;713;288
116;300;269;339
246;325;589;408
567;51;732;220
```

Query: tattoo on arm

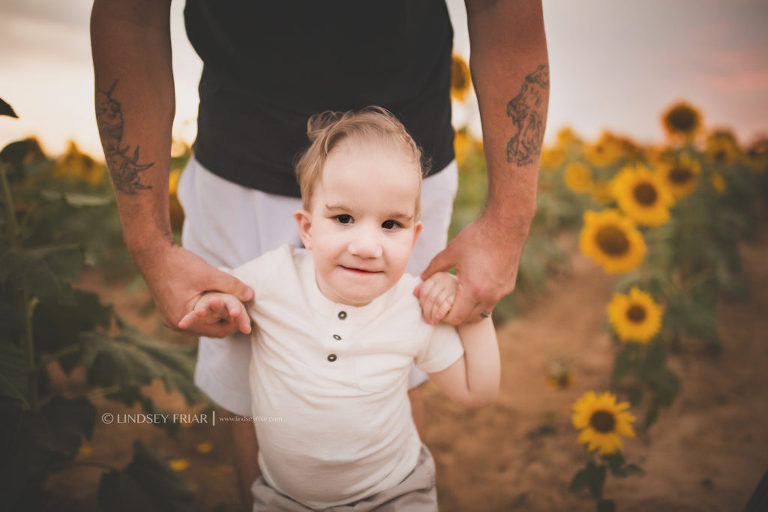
96;80;153;194
505;64;549;166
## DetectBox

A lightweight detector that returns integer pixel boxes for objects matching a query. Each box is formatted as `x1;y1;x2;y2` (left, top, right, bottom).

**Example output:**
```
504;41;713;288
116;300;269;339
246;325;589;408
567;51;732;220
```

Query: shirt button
333;334;342;341
338;311;347;320
327;354;337;362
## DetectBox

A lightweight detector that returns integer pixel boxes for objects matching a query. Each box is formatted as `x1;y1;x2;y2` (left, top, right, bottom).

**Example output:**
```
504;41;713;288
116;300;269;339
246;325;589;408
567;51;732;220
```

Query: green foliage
98;440;195;512
0;103;201;510
570;451;641;512
0;97;18;118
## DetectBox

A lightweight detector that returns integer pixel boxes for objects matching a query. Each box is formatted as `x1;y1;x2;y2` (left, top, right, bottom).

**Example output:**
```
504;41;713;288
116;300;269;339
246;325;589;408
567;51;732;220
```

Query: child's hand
413;272;457;326
177;292;251;337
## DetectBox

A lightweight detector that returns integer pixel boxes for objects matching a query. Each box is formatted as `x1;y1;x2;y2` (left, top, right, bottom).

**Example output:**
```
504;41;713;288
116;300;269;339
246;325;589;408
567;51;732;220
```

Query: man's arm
91;0;253;337
422;0;549;324
428;317;499;408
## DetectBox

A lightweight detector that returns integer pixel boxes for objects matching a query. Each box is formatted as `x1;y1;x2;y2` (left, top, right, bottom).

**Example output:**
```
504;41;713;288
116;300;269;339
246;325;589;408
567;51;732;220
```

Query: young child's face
294;138;422;306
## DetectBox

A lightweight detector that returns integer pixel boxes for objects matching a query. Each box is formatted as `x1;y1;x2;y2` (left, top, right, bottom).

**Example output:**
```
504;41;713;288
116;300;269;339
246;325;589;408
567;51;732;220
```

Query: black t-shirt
184;0;455;197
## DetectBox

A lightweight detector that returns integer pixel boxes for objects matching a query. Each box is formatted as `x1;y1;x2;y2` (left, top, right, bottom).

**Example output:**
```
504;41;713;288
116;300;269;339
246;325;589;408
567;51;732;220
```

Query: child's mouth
341;266;380;274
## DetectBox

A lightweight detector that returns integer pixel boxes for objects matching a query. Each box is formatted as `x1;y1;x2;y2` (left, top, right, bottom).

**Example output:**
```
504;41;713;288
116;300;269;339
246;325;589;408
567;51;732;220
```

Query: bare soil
48;227;768;512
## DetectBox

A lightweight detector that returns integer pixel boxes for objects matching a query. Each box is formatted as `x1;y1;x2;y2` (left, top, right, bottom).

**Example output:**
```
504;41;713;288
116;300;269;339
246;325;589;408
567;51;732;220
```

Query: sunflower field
449;60;768;509
2;61;768;512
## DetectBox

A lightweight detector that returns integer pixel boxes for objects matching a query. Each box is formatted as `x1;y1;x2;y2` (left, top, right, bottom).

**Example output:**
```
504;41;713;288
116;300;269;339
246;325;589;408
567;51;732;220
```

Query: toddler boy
178;107;499;510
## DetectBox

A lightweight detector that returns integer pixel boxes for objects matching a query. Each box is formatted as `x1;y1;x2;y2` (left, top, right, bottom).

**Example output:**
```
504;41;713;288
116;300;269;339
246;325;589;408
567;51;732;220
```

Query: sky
1;0;767;158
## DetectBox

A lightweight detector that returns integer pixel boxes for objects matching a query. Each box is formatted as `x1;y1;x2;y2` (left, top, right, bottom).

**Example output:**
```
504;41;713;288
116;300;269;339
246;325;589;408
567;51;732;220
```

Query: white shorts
178;157;459;416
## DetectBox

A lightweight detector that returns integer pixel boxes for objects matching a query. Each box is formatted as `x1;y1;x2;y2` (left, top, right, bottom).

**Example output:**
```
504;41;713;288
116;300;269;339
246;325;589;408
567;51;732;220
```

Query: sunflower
584;132;622;168
705;129;740;166
590;180;614;206
454;129;482;168
662;101;702;140
607;287;663;343
53;141;105;185
580;209;646;273
451;53;472;102
710;172;726;194
611;164;674;226
169;458;190;472
745;137;768;174
564;161;593;193
572;391;636;455
540;146;566;171
655;154;701;199
546;356;574;390
169;169;185;232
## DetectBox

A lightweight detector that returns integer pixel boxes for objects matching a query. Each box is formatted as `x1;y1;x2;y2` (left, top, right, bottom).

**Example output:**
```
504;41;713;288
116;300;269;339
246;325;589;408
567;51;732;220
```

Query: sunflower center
595;226;630;256
627;304;646;323
633;182;658;206
669;166;692;184
590;410;616;433
714;150;726;162
668;109;697;133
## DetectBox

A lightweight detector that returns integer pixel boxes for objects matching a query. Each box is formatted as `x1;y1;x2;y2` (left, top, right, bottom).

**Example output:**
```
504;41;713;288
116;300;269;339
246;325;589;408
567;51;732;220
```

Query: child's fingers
437;293;455;319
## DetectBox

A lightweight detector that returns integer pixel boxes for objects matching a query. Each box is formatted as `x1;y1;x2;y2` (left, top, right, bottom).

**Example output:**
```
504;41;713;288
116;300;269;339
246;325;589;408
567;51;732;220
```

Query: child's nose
348;229;383;258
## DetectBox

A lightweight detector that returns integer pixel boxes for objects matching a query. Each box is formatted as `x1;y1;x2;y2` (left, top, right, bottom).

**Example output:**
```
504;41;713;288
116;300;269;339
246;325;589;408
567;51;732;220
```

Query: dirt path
423;231;768;511
50;229;768;511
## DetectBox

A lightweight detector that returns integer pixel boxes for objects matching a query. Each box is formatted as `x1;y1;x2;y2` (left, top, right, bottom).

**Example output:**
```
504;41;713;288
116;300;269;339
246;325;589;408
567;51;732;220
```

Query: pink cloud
704;70;768;92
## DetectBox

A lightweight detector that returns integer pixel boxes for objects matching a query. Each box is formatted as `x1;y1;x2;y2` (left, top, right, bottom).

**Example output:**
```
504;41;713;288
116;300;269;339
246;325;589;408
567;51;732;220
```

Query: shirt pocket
354;352;412;393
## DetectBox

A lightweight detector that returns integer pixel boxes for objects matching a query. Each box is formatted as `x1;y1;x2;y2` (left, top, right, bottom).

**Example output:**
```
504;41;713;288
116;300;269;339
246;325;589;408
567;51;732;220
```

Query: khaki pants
252;444;438;512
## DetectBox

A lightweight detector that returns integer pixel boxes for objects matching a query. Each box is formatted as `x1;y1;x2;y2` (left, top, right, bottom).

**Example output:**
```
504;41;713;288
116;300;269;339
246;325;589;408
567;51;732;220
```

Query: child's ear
293;209;313;250
412;221;423;248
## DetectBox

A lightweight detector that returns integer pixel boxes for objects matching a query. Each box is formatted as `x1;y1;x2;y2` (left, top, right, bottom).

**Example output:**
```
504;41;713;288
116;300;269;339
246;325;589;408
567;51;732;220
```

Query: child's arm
177;292;252;337
428;318;499;408
416;272;500;408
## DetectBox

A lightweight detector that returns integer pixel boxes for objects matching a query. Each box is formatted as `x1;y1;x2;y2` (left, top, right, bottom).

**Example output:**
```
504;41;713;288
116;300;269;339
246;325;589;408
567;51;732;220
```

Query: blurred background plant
0;98;205;512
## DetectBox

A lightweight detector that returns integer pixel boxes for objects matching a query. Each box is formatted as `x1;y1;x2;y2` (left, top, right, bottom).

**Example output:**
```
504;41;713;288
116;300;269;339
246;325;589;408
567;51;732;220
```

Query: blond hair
295;106;426;217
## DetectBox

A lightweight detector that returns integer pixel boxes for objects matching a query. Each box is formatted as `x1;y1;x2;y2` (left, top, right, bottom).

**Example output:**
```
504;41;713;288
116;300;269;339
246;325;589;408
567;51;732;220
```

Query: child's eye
335;214;353;224
382;220;401;230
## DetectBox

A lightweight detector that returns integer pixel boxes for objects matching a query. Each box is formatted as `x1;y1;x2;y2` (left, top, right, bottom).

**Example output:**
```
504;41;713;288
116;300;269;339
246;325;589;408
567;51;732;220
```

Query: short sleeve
227;244;295;299
415;323;464;374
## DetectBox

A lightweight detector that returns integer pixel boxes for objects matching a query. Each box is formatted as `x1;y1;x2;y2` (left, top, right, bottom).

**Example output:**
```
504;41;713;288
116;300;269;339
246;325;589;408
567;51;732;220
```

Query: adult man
91;0;548;506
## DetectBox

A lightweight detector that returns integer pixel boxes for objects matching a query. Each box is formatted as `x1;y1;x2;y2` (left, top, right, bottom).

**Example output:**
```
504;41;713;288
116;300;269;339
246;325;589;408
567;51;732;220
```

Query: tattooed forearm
505;65;549;166
96;80;153;194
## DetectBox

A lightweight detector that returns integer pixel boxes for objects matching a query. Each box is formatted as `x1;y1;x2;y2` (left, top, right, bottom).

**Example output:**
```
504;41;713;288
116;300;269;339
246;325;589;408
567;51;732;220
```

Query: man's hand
134;244;254;338
413;272;457;326
177;292;251;337
421;214;529;325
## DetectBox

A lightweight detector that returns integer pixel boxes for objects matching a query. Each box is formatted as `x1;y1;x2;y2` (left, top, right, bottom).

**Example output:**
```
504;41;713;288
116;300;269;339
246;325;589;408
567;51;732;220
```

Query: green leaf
647;368;681;406
0;244;84;303
97;440;194;512
627;385;644;407
80;323;203;408
0;395;94;500
611;460;643;478
569;466;591;492
33;290;112;371
612;344;640;381
0;138;48;181
0;343;29;406
0;97;18;118
40;189;114;207
604;452;625;473
40;396;95;458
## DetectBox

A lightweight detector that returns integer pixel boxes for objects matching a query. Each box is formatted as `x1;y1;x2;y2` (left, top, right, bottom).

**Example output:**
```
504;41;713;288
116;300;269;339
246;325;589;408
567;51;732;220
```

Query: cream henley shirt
229;244;463;508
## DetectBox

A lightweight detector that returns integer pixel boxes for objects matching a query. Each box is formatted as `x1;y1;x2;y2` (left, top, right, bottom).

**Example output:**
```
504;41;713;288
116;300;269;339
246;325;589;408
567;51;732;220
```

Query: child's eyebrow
324;203;349;211
324;203;413;220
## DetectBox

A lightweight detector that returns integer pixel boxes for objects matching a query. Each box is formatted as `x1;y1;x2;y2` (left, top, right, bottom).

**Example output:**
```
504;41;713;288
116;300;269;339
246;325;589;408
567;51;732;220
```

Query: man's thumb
420;248;454;281
211;269;254;302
